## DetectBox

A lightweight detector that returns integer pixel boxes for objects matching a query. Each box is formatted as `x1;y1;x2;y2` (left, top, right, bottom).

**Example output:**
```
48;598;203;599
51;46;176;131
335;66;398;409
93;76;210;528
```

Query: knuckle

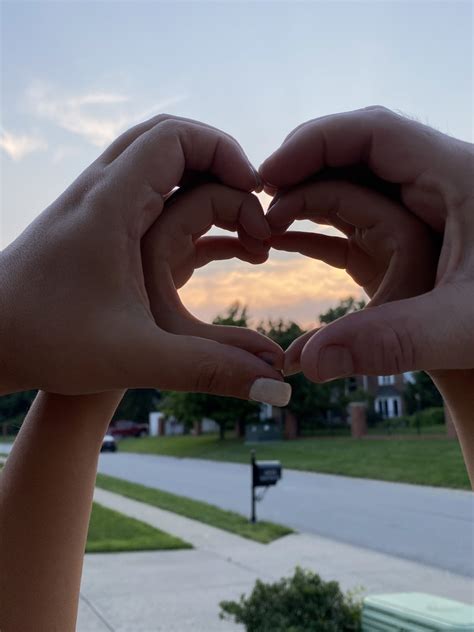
194;357;225;394
363;317;416;374
363;105;396;127
155;116;183;137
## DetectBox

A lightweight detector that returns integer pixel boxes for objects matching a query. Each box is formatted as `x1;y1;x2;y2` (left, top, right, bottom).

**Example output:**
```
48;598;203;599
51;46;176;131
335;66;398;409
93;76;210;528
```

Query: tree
404;372;443;414
0;390;37;434
113;389;161;423
162;303;261;440
319;296;366;325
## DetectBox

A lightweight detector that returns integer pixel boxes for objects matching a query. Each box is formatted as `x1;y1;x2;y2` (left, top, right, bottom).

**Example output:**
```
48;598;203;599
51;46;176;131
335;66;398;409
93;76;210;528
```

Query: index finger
110;118;260;197
260;107;453;214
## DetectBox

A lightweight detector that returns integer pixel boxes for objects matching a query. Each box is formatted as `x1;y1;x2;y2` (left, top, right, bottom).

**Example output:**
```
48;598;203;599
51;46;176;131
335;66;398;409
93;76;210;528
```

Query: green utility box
362;593;474;631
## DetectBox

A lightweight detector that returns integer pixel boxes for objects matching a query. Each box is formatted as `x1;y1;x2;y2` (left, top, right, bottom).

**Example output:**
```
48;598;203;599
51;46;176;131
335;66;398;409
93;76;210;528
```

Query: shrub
380;416;409;430
219;567;362;632
408;406;445;428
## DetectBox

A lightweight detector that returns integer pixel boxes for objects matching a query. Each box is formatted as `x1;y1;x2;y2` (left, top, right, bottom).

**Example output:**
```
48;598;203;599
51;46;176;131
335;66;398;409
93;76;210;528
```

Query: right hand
260;106;474;381
0;115;286;402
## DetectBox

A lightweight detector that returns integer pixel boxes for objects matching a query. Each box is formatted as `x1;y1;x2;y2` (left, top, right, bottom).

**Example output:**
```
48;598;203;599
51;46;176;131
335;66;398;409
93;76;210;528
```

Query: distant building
351;373;414;419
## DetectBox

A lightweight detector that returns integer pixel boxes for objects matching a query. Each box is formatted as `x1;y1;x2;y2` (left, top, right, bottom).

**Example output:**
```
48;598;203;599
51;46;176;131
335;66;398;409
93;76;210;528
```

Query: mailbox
250;451;282;523
253;460;281;487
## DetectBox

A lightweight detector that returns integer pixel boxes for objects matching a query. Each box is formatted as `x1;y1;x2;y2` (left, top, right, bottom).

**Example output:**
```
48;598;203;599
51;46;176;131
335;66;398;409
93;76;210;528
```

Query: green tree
113;389;161;423
162;303;261;440
0;390;37;434
404;372;443;414
319;296;366;325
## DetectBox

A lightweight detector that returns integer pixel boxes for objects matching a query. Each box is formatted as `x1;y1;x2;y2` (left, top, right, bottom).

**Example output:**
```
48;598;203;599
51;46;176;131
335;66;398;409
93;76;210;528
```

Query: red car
108;420;149;439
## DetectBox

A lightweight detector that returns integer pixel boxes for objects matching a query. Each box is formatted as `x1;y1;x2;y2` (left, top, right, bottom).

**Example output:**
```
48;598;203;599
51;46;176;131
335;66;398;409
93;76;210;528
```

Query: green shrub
219;567;362;632
380;416;409;431
409;407;445;428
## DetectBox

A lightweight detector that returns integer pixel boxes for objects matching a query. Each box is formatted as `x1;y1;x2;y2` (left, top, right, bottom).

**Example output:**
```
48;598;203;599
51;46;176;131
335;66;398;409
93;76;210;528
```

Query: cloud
27;81;187;147
0;128;47;161
179;253;363;328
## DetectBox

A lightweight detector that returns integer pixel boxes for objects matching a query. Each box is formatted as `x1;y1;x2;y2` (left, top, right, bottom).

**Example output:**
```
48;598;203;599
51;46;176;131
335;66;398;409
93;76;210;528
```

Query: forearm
0;390;124;631
430;370;474;488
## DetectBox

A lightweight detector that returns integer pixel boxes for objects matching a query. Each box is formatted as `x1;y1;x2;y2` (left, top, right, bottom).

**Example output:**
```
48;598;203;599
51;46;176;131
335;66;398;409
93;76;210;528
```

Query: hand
0;115;288;404
260;106;474;381
141;182;290;403
266;173;440;375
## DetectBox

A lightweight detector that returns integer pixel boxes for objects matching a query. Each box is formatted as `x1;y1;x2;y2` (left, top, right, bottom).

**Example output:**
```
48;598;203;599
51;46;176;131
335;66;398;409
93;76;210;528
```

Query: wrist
37;390;126;433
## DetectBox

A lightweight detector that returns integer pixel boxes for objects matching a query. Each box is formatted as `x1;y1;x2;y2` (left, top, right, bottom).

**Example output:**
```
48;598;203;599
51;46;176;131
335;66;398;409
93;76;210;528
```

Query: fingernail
317;346;354;382
249;378;292;407
283;359;300;377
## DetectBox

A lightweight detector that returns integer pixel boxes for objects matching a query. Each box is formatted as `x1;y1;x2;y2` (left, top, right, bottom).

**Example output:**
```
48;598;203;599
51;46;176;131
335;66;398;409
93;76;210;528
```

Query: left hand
0;115;287;402
141;182;290;403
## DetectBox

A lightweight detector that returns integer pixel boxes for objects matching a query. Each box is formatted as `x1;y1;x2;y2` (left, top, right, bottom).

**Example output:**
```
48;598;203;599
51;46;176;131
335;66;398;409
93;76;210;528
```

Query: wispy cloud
27;81;187;147
179;254;362;328
0;128;47;161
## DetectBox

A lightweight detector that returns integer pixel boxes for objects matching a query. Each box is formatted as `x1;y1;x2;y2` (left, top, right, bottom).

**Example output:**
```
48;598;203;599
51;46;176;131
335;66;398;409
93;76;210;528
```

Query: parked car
101;433;117;452
108;420;149;439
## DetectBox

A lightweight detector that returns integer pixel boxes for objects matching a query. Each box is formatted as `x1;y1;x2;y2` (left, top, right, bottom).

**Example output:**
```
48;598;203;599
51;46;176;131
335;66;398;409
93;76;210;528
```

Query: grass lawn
86;502;191;553
95;473;293;543
118;434;470;490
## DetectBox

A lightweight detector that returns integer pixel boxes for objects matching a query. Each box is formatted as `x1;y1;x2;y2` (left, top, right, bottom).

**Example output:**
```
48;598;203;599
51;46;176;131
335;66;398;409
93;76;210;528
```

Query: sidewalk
78;487;474;631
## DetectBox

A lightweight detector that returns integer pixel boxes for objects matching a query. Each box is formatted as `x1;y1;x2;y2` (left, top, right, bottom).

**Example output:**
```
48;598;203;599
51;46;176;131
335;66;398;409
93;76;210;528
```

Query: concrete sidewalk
78;488;474;631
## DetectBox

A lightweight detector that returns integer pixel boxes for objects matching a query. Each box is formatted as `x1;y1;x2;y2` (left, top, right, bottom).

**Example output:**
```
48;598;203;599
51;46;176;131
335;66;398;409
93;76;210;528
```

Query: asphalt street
95;450;474;578
1;441;471;577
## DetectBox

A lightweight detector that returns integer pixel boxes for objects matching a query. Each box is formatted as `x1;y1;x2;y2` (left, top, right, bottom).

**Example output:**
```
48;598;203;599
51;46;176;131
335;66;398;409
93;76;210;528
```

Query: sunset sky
1;1;472;328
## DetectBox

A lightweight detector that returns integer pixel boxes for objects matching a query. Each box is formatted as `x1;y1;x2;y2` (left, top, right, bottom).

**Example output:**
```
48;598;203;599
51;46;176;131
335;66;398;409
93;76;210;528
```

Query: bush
219;567;362;632
379;416;409;431
408;407;445;428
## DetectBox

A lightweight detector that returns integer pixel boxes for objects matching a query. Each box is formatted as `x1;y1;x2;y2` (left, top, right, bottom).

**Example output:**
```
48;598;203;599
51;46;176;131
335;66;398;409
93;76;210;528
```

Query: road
96;451;474;578
1;442;472;577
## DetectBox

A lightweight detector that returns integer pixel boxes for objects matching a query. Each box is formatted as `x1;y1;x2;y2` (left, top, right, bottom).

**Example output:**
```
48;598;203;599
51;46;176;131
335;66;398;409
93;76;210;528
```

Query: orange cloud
179;251;363;328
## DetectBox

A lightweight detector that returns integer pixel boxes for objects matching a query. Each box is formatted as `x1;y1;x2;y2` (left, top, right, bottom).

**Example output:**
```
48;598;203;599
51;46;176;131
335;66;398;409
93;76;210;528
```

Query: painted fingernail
249;378;292;407
317;345;354;382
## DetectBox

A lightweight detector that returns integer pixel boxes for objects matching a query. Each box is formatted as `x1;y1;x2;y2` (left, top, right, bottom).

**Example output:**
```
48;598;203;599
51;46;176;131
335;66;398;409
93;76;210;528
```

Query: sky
1;0;473;327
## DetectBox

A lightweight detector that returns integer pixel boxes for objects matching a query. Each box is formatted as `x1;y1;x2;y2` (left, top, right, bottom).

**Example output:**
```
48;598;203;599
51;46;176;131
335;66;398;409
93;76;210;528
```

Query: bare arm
430;371;474;488
0;390;124;631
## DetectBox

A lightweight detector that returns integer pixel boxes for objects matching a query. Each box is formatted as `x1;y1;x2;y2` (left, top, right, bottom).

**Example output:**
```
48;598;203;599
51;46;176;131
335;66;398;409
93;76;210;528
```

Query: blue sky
1;0;472;325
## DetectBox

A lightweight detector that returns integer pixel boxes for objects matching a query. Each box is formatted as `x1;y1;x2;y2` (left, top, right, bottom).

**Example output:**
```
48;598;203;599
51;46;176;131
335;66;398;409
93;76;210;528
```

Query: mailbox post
251;450;282;523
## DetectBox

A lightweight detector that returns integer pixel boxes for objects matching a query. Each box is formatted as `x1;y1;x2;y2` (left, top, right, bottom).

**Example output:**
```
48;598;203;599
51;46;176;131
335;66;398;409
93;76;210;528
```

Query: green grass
95;473;293;543
86;502;191;553
299;425;446;438
118;433;470;489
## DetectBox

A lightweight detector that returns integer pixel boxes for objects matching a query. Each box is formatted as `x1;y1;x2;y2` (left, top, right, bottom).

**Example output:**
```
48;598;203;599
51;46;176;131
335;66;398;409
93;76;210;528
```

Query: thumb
130;328;292;406
301;288;472;382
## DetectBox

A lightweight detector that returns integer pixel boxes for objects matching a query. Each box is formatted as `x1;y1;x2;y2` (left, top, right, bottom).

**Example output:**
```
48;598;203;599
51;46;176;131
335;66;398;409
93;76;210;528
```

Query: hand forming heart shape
1;107;473;402
0;115;288;403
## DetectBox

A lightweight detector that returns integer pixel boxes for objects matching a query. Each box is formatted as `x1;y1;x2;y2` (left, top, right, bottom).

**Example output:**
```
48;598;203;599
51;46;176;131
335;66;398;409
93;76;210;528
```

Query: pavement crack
79;592;115;631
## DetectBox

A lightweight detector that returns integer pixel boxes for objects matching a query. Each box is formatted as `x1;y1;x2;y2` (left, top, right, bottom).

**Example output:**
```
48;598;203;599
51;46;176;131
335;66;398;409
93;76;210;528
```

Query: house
352;373;414;419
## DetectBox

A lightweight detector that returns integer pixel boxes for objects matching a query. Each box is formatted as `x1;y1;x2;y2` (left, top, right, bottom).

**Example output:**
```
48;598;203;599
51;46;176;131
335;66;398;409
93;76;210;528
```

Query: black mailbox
250;451;282;523
253;460;281;487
